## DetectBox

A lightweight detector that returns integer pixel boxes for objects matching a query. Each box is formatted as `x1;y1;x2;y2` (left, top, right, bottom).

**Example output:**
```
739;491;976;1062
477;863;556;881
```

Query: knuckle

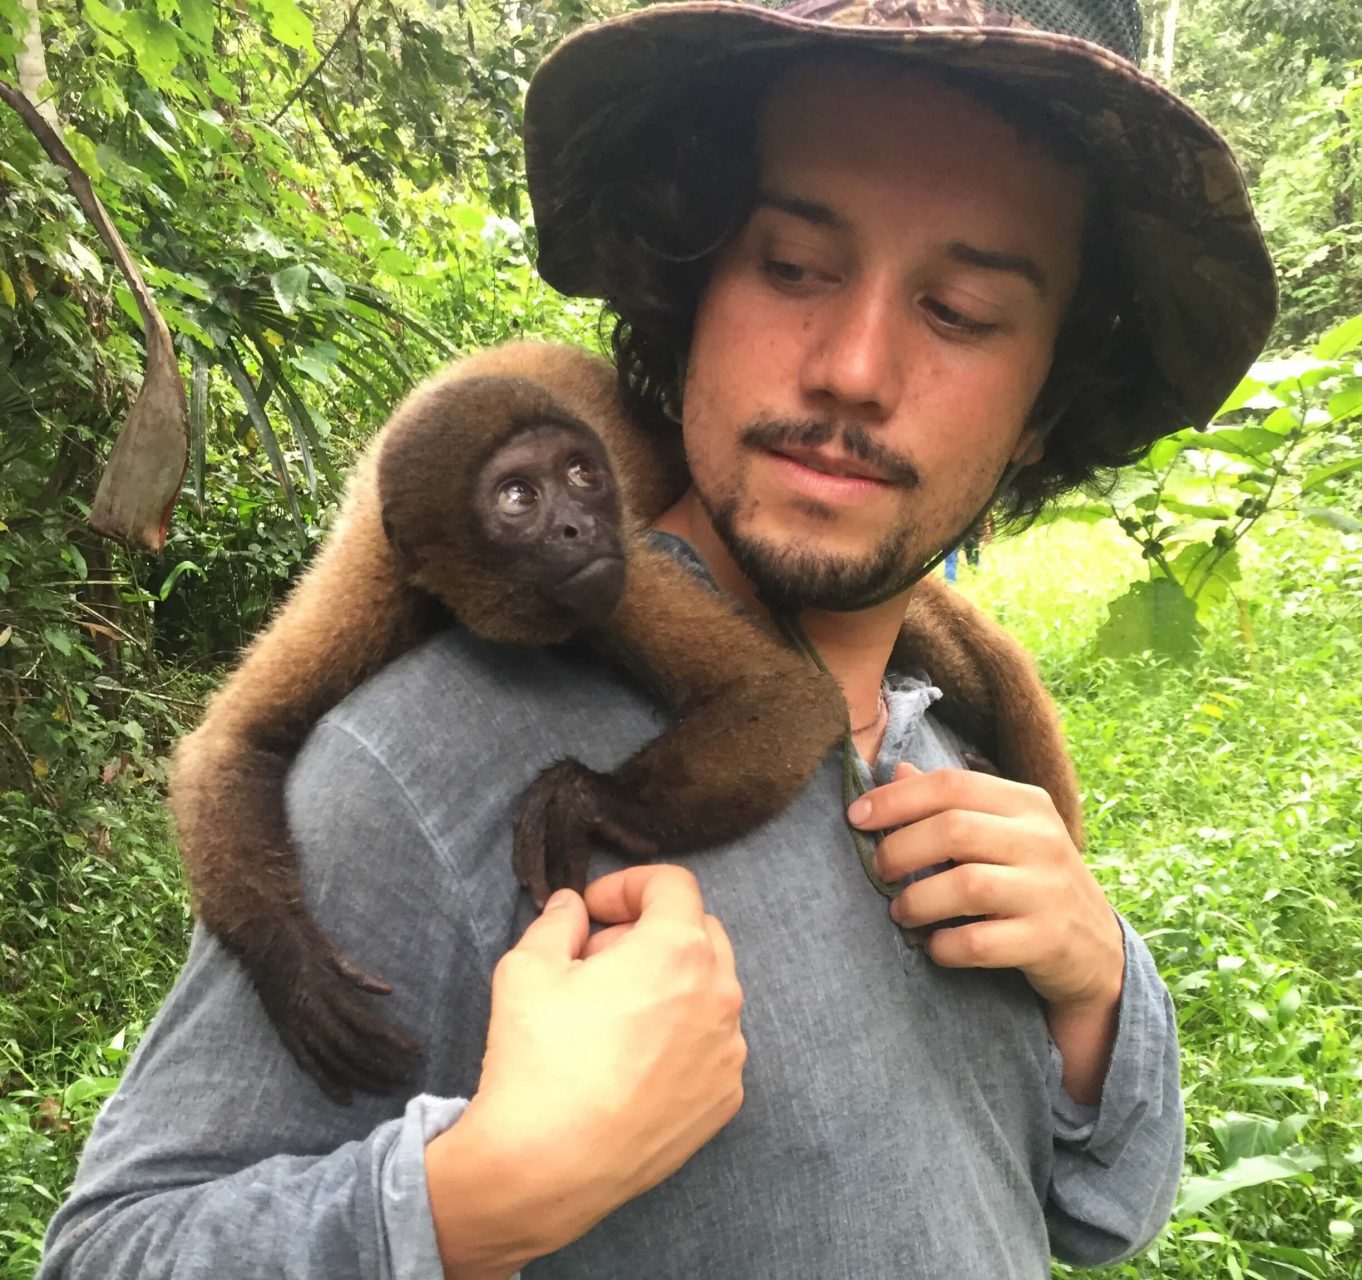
940;807;974;846
717;980;745;1019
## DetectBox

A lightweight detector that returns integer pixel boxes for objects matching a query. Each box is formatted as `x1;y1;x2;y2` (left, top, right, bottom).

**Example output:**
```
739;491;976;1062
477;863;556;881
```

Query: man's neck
652;491;909;740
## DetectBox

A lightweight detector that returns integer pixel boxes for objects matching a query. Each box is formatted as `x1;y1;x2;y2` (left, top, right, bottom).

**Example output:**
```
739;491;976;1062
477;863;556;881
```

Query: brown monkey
169;341;847;1102
172;340;1083;1103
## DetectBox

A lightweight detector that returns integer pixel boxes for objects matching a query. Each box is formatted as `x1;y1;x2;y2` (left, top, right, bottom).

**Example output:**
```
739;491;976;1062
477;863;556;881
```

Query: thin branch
268;2;362;128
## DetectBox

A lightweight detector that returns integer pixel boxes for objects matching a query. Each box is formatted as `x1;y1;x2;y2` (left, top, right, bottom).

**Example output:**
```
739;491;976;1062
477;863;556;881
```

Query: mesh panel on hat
1000;0;1142;58
778;1;1144;64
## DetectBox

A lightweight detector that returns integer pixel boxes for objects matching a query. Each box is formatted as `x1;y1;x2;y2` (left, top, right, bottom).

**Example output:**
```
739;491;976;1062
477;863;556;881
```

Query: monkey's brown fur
170;340;1082;1102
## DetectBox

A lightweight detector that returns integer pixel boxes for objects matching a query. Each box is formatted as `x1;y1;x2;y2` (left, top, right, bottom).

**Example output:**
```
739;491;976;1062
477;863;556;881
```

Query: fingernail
544;890;572;910
847;796;871;825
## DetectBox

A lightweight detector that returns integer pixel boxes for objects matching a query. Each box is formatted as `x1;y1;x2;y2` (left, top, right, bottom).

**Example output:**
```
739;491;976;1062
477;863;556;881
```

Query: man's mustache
738;418;920;488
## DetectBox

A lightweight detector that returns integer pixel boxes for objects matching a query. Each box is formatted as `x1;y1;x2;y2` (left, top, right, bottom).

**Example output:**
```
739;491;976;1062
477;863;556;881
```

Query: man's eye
763;259;810;286
924;299;998;337
496;479;539;514
566;457;599;488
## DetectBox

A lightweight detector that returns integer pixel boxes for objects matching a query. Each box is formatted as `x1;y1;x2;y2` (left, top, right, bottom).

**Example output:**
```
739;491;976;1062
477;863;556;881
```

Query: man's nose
800;276;905;423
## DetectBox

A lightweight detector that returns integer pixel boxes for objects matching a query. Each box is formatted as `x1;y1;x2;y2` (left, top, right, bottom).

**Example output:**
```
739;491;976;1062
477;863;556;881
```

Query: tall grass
959;518;1362;1279
2;519;1358;1278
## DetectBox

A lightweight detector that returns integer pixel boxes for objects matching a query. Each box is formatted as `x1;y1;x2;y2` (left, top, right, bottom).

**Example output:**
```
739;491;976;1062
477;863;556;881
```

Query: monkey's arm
513;545;848;903
895;575;1085;846
169;447;427;1102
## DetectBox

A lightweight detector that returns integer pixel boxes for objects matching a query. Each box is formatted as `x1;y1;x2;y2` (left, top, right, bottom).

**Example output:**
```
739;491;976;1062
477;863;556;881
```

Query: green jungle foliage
3;1;1361;1277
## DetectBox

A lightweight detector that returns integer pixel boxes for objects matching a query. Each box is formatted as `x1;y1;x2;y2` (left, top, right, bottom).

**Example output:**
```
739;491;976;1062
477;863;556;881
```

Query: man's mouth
769;446;892;485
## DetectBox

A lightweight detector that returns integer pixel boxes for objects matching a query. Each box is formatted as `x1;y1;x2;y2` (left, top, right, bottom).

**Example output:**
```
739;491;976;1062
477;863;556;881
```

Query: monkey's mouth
546;555;626;625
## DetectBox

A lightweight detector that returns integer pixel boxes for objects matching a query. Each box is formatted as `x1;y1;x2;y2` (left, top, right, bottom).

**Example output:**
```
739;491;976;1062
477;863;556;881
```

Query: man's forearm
1045;984;1121;1105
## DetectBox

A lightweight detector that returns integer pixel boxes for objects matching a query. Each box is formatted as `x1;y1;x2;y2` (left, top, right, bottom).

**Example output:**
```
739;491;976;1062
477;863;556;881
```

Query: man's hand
425;865;746;1280
849;762;1124;1103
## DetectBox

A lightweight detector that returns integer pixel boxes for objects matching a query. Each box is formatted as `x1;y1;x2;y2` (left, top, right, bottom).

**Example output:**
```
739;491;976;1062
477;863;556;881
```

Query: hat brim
525;2;1277;436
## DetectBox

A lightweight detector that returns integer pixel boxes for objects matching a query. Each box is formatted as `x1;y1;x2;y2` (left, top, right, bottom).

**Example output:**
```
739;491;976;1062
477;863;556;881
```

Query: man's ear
1010;425;1046;467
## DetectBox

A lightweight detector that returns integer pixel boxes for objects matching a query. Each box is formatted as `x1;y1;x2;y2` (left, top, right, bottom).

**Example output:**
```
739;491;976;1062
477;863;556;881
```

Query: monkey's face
473;422;626;628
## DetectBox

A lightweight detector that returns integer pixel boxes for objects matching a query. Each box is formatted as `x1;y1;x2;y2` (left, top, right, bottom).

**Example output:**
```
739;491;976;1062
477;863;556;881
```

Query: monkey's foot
512;759;660;906
242;917;423;1106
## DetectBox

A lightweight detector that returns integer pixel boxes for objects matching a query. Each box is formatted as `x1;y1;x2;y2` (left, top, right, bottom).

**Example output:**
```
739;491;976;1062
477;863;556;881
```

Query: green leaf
1211;1112;1311;1165
1196;426;1293;460
0;269;14;310
43;627;73;657
84;0;128;36
64;1075;119;1109
1300;507;1362;533
254;0;315;51
122;12;182;88
179;0;213;47
157;560;203;601
1175;1151;1325;1219
1146;435;1188;471
1215;375;1267;417
1300;456;1362;494
1162;498;1230;519
1095;579;1205;662
1328;382;1362;422
1313;313;1362;360
291;341;341;386
269;265;311;317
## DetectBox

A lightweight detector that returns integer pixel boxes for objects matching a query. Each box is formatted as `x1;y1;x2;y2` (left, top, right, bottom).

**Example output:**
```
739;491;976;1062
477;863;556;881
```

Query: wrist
423;1097;587;1280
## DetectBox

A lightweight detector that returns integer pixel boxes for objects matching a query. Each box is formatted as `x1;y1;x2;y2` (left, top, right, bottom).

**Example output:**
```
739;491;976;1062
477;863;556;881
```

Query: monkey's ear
382;509;424;575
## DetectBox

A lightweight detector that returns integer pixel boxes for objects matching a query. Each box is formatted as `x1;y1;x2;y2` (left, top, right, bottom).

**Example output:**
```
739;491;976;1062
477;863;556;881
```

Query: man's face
680;62;1087;611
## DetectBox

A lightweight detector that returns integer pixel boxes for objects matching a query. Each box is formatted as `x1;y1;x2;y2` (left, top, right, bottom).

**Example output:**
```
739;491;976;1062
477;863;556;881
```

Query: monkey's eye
566;457;600;489
497;479;539;515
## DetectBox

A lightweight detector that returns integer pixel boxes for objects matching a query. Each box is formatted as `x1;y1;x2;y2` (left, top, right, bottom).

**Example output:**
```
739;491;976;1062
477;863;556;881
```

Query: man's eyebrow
753;188;847;231
947;241;1049;296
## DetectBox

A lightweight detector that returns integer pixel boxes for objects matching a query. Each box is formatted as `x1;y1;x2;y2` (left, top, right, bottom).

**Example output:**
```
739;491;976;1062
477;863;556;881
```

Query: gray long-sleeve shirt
39;601;1184;1279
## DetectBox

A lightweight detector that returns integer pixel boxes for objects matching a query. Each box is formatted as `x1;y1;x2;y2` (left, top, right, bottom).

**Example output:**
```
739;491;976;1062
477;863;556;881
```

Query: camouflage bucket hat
524;0;1278;444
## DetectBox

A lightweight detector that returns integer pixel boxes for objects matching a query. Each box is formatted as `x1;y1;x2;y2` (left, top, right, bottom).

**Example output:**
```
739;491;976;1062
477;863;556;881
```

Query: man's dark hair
558;51;1176;524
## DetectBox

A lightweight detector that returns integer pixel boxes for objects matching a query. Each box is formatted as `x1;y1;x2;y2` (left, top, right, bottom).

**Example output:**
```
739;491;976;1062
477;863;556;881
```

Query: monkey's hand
239;911;423;1106
512;760;660;907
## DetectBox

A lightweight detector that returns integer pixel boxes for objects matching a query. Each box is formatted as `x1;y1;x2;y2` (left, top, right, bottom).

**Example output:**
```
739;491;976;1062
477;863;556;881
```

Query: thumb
514;889;590;963
894;760;921;780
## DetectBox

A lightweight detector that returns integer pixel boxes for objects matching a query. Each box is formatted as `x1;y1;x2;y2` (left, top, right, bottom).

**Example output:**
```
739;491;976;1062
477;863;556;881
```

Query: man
39;3;1276;1278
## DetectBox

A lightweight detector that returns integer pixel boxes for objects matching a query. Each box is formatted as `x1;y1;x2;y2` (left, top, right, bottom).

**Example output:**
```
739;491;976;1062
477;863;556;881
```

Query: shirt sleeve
37;722;487;1280
1044;915;1186;1266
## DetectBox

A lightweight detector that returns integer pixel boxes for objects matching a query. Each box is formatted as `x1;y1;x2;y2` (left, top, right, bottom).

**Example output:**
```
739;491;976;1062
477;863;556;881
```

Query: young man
40;3;1275;1278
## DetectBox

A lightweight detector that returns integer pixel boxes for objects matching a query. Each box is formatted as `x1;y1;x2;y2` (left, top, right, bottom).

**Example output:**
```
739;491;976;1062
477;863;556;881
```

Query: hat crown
778;0;1143;63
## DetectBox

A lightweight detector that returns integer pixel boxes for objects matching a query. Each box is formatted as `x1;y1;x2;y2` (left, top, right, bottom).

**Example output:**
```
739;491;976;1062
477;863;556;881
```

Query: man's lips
770;446;891;483
763;447;897;502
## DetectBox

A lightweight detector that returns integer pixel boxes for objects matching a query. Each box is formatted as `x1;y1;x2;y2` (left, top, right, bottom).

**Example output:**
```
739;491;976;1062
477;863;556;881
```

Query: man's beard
696;416;931;612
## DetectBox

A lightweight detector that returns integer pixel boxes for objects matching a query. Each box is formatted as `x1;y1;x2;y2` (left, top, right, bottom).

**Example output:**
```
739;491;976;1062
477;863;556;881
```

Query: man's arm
1045;919;1184;1265
852;757;1185;1265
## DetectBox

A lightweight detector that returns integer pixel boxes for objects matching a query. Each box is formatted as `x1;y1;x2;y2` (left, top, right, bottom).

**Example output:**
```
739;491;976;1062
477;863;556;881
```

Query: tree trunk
16;0;59;128
1160;0;1180;82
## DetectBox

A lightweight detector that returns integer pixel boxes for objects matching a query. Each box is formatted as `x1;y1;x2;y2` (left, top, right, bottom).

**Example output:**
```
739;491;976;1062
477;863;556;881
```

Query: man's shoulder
299;626;660;805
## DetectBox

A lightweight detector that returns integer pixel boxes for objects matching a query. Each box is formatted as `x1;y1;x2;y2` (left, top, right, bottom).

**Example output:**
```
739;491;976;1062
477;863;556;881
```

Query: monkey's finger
280;1028;355;1106
326;946;395;997
591;814;659;862
305;1006;419;1095
963;751;1003;777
